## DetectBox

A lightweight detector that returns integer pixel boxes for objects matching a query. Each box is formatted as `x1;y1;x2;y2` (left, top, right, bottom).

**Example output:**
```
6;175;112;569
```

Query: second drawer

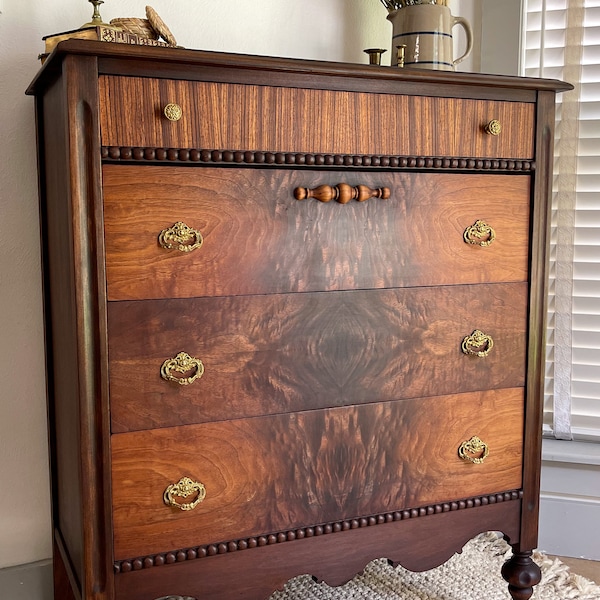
103;166;531;300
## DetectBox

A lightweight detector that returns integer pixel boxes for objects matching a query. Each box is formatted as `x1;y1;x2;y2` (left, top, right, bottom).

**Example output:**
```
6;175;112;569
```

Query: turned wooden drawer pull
462;330;494;358
163;103;183;121
458;436;490;464
158;222;203;252
464;220;496;247
160;352;204;385
484;119;502;136
164;477;206;512
294;183;391;204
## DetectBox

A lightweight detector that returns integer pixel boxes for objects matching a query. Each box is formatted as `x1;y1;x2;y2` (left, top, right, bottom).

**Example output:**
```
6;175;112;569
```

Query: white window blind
523;0;600;441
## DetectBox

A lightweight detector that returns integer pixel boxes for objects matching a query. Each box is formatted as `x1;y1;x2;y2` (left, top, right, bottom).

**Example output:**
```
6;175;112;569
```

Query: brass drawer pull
163;103;183;122
485;119;502;136
161;352;204;385
294;183;391;204
459;436;490;464
159;222;203;253
462;330;494;357
164;477;206;512
464;220;496;247
155;597;197;600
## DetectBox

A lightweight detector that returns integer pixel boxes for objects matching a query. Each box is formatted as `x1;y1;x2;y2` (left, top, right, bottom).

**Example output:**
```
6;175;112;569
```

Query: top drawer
98;76;535;159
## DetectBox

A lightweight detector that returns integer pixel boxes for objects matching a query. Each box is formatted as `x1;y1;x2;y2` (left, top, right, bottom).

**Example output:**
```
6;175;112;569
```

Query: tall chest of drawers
27;41;570;600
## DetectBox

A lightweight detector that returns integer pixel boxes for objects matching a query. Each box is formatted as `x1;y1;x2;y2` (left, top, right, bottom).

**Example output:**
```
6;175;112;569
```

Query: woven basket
110;18;159;39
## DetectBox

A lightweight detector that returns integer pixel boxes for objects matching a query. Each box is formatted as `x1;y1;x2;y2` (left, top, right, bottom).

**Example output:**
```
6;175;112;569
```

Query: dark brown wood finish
519;90;558;552
27;41;571;600
103;167;531;301
36;53;113;600
108;284;527;432
113;501;522;600
111;388;524;559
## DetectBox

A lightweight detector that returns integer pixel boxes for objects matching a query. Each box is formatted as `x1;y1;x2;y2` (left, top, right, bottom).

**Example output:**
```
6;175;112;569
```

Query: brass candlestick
364;48;387;66
80;0;111;28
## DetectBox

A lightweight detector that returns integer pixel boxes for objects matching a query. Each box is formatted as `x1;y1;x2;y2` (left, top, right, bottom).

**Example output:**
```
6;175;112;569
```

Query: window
523;0;600;441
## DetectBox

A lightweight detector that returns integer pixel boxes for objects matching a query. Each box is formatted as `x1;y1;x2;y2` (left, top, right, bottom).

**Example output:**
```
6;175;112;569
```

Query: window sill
542;438;600;466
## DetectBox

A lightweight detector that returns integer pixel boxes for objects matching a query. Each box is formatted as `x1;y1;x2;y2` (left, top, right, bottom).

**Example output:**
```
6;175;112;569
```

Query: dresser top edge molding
26;39;573;99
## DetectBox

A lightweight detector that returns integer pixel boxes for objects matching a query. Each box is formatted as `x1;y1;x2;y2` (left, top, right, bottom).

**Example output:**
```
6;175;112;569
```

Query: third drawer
108;283;527;432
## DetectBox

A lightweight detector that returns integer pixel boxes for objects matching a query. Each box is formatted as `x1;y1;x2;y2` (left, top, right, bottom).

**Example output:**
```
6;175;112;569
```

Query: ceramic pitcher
387;2;473;70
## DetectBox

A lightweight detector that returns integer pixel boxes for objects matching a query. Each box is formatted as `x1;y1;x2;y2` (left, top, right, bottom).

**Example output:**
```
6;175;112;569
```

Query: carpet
269;533;600;600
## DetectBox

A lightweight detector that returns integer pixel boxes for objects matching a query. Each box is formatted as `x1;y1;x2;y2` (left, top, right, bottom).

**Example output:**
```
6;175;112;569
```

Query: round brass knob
164;103;183;122
458;436;489;464
164;477;206;511
485;119;502;136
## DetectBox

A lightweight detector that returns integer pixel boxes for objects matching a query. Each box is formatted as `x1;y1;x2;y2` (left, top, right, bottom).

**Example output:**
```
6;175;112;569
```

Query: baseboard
538;439;600;560
0;559;53;600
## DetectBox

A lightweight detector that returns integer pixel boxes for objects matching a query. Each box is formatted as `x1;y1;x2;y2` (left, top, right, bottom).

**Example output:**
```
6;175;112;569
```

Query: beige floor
555;556;600;585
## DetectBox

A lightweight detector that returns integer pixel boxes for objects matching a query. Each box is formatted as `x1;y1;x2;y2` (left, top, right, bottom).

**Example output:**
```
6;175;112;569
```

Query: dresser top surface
27;39;573;98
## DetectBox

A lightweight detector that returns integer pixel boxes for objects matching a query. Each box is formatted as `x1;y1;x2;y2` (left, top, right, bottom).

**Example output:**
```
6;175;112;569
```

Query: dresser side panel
63;53;115;600
520;90;557;551
38;54;114;600
39;69;84;591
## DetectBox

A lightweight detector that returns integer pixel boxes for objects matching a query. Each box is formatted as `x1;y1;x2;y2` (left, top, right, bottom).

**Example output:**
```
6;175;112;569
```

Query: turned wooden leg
501;549;541;600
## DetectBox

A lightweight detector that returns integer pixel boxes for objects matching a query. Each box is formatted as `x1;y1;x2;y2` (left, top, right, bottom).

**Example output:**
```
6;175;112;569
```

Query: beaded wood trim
101;147;535;172
114;490;523;573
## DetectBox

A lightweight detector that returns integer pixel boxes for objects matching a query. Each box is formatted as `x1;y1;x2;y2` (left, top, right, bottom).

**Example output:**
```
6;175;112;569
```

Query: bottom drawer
111;388;524;560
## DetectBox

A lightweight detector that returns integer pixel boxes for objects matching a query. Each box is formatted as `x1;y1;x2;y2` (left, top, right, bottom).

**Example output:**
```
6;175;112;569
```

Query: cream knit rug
270;533;600;600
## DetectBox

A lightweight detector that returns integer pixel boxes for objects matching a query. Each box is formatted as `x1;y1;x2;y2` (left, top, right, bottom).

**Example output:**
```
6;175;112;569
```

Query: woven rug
269;533;600;600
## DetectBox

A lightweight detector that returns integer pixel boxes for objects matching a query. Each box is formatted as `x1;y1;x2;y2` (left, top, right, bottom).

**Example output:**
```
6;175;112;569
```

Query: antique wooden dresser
27;41;571;600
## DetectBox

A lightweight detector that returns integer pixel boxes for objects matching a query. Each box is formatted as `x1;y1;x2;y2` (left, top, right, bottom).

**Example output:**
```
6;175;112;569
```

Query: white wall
0;0;478;569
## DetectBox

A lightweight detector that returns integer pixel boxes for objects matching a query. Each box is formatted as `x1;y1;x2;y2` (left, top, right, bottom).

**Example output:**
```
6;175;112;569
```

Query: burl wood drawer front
103;166;530;301
111;388;524;560
99;76;534;159
108;283;527;432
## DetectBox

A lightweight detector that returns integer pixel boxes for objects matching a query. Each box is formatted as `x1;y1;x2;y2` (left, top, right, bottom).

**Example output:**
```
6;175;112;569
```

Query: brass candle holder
364;48;387;65
80;0;111;28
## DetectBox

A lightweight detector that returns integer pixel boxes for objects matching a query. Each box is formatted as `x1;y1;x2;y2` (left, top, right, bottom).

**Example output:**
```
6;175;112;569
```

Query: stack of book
40;25;174;62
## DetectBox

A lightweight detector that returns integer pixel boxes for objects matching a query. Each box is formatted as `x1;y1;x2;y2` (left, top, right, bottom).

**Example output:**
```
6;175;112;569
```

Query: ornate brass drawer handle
462;330;494;357
485;119;502;136
294;183;391;204
163;103;183;122
158;222;204;253
458;436;490;464
155;596;197;600
164;477;207;512
464;220;496;247
161;352;204;385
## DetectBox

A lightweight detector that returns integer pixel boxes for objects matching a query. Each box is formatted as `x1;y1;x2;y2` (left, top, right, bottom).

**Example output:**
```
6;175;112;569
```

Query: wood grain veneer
108;283;527;432
99;76;535;158
111;388;524;560
103;166;530;301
